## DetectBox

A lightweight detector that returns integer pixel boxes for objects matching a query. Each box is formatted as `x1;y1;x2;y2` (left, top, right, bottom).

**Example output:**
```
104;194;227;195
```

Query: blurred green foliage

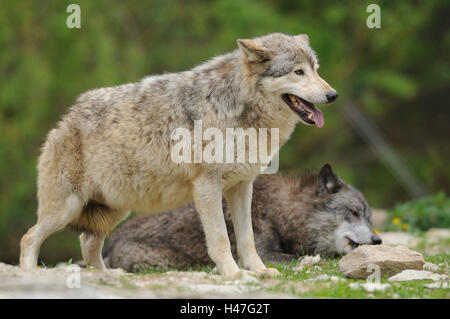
0;0;449;264
386;192;450;232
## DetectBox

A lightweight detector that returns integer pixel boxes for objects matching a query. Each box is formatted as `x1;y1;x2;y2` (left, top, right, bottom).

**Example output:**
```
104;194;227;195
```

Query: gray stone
338;245;424;279
388;270;448;282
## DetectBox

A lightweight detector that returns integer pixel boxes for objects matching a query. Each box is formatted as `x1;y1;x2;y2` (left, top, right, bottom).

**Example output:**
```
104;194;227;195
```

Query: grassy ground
26;233;449;299
264;254;449;299
135;238;449;299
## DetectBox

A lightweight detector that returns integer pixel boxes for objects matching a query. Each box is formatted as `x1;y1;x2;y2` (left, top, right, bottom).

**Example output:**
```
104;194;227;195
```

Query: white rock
331;276;345;283
424;281;449;289
339;245;424;279
423;262;440;272
388;270;448;282
362;283;391;292
293;254;321;271
349;282;390;292
349;282;360;289
306;274;329;282
306;275;345;283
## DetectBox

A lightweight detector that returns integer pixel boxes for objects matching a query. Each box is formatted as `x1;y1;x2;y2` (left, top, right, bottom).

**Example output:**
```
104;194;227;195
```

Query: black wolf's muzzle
371;234;382;245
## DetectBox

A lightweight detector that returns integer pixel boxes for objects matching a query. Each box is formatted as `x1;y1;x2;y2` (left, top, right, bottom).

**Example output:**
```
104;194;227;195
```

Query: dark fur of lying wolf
103;164;381;272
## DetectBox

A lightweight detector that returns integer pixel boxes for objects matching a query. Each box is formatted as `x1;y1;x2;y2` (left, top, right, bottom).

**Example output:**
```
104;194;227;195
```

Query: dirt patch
2;229;448;298
0;263;293;298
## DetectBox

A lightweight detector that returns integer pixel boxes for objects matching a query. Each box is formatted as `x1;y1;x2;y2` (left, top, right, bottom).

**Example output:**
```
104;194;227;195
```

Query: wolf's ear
237;39;271;63
294;34;309;45
318;163;340;195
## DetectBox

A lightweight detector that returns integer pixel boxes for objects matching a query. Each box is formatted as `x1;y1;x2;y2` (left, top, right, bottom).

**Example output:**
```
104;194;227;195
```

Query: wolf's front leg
192;176;240;277
225;180;280;277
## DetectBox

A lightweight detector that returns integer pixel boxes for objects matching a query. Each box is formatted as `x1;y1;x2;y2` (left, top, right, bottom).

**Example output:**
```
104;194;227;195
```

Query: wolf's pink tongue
313;109;324;128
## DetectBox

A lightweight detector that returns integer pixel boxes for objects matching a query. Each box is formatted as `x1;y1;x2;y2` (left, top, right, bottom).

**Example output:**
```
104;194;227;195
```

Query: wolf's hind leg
20;194;83;270
80;233;106;270
225;181;280;277
77;208;129;271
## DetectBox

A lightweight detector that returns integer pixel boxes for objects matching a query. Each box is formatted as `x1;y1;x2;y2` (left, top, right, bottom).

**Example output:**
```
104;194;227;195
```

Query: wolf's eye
350;209;360;218
295;69;304;76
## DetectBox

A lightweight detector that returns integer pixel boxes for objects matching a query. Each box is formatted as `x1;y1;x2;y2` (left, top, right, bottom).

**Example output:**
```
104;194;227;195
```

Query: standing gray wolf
103;164;382;272
20;33;337;277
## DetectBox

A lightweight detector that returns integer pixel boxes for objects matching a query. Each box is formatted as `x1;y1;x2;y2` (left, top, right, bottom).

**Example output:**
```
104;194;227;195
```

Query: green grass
129;194;450;299
425;253;450;265
386;192;450;232
264;254;449;299
133;253;449;299
34;239;449;299
101;236;450;299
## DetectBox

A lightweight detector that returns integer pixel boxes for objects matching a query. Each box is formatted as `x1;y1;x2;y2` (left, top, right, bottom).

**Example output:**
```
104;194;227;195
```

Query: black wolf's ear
294;34;309;45
237;39;271;63
318;163;340;195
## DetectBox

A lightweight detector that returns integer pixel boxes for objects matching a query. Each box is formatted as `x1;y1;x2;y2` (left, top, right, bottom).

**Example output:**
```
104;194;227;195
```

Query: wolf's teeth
290;95;296;103
308;113;313;120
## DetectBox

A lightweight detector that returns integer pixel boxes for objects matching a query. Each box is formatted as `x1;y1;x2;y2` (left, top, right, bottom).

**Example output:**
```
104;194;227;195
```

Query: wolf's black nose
326;91;338;103
372;235;382;245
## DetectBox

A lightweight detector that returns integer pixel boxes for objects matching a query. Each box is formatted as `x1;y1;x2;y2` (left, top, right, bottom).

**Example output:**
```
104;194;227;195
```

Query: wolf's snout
326;91;338;103
371;234;382;245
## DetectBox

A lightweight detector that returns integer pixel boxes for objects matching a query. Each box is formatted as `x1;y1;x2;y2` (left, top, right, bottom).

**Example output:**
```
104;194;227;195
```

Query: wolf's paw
222;269;257;281
255;267;280;278
219;264;242;279
21;265;41;272
227;269;259;283
84;264;107;272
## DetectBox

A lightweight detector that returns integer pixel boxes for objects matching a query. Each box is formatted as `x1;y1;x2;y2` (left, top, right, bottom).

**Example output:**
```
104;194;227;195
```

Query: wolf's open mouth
281;93;324;128
346;237;361;249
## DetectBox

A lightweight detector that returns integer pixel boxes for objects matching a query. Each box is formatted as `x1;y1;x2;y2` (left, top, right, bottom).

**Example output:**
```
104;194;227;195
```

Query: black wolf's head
312;164;381;255
282;164;381;256
237;33;338;128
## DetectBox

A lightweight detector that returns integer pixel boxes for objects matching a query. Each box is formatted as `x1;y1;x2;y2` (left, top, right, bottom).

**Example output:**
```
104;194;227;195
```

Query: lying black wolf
104;164;381;272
